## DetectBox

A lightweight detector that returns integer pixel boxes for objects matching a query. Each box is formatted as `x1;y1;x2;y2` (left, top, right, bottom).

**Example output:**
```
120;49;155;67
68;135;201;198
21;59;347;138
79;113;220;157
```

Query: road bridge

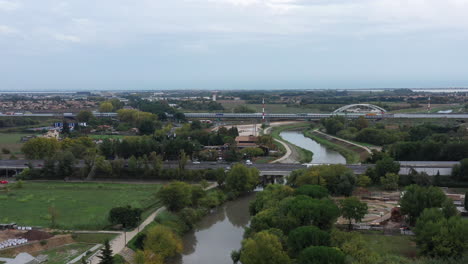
0;160;456;177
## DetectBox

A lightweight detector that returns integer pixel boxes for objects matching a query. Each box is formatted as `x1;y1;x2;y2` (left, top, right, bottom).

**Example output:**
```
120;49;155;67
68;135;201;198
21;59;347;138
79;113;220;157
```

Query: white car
245;160;253;165
192;161;201;164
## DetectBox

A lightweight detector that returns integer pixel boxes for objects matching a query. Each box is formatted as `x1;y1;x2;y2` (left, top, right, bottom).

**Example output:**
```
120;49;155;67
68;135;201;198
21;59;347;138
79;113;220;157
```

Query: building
235;136;258;148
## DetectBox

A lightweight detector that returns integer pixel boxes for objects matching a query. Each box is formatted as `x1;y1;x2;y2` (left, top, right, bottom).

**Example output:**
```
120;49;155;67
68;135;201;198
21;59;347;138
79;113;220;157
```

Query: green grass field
0;182;161;230
362;233;417;258
0;133;39;157
33;243;95;264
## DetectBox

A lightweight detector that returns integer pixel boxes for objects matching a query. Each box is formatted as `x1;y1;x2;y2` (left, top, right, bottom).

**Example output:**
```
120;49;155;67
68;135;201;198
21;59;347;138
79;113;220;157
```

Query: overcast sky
1;0;468;90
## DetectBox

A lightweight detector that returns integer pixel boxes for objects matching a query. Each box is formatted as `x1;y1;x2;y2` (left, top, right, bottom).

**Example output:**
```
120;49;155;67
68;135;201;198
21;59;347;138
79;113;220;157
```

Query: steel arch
332;104;387;114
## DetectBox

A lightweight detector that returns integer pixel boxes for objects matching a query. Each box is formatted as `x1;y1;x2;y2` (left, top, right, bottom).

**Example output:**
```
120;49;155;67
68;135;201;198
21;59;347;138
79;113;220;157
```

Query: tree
138;119;156;135
465;192;468;211
108;206;143;229
400;185;447;225
375;157;400;180
21;137;60;159
56;151;76;179
321;116;345;135
144;225;183;259
295;185;329;199
297;246;345;264
240;231;291;264
99;102;114;112
77;110;93;122
281;195;340;229
225;164;259;195
415;208;468;258
442;198;457;218
353;116;368;130
62;120;70;134
134;250;163;264
451;158;468;181
380;173;399;190
287;226;330;256
157;181;192;211
249;184;294;215
356;174;371;187
339;197;368;230
98;239;114;264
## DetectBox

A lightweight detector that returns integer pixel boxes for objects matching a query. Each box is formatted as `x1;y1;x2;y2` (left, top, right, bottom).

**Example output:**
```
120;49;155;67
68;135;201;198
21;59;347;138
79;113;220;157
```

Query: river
280;130;346;164
169;193;255;264
172;130;345;264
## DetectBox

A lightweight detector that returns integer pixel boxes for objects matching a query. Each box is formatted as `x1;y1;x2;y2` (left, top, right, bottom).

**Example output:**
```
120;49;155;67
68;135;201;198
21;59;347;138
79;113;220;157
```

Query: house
42;129;59;139
235;136;258;148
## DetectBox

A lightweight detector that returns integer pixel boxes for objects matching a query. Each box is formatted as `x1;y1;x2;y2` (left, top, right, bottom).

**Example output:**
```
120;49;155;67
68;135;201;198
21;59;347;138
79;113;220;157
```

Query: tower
262;98;265;122
427;97;431;113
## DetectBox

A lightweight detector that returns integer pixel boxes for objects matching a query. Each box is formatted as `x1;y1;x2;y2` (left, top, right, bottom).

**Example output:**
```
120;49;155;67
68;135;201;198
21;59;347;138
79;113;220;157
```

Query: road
2;112;468;119
0;160;457;176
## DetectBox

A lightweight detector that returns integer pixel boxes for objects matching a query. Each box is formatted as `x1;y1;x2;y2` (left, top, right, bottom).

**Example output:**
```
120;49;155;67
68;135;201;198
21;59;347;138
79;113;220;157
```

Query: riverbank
303;129;361;164
269;123;313;163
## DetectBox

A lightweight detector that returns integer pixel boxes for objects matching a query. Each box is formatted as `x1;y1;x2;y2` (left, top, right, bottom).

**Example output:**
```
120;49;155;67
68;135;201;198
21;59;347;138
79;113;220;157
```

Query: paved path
313;130;372;154
88;207;165;264
264;126;299;164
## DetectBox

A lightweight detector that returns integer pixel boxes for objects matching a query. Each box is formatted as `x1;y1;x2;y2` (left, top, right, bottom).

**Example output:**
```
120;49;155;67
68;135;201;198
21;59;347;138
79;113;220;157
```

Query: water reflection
170;193;256;264
280;131;346;164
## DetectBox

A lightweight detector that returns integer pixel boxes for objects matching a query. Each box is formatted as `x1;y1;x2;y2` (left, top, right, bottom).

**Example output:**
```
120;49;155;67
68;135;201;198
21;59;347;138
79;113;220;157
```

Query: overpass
0;160;456;177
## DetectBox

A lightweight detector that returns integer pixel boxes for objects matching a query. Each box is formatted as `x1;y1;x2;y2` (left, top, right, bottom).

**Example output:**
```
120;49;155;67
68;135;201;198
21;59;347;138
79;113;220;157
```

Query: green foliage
280;195;340;230
99;102;114;112
287;225;330;256
297;246;345;264
108;206;143;229
339;197;368;230
400;185;447;225
451;158;468;181
76;110;93;122
321;116;345;135
289;165;356;196
249;184;295;215
415;209;468;258
380;173;399;190
375;157;400;179
157;181;192;211
240;231;291;264
233;105;256;113
21;137;60;159
356;128;400;145
144;225;183;259
98;239;114;264
225;164;259;196
357;174;371;187
240;147;264;157
295;185;329;199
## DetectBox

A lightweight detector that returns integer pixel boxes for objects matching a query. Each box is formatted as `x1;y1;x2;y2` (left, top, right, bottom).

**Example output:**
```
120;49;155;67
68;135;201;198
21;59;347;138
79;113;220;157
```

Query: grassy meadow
0;182;161;230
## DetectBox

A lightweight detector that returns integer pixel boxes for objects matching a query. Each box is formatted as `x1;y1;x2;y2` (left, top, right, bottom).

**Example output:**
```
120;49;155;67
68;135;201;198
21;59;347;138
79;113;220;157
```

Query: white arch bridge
332;104;387;114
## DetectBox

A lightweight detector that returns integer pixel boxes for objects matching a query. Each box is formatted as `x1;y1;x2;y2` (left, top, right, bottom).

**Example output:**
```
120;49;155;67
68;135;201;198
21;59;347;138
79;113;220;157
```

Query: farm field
32;243;94;264
0;182;161;230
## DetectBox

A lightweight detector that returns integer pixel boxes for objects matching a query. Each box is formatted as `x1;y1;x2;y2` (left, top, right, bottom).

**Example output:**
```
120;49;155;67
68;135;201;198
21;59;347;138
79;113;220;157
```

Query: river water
280;131;346;164
172;130;345;264
169;193;255;264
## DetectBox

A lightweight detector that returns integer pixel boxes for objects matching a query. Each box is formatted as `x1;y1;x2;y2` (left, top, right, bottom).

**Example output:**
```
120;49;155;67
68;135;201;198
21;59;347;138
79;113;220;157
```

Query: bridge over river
0;160;457;177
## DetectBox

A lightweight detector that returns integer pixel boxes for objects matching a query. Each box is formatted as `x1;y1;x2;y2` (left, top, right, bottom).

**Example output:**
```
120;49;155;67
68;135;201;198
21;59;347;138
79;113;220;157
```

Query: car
0;180;8;184
192;161;201;164
245;160;253;165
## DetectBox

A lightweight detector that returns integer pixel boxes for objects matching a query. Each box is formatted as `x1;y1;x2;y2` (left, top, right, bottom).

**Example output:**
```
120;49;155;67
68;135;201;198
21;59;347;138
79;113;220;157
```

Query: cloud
0;0;20;11
0;24;17;34
54;33;81;43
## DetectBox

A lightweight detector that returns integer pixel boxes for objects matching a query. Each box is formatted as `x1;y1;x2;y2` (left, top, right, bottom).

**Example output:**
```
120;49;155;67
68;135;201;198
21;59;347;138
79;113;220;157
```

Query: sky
1;0;468;91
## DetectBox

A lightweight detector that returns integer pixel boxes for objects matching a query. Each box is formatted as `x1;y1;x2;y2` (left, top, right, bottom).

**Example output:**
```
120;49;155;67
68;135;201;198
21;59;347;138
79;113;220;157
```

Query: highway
1;112;468;119
0;160;456;176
